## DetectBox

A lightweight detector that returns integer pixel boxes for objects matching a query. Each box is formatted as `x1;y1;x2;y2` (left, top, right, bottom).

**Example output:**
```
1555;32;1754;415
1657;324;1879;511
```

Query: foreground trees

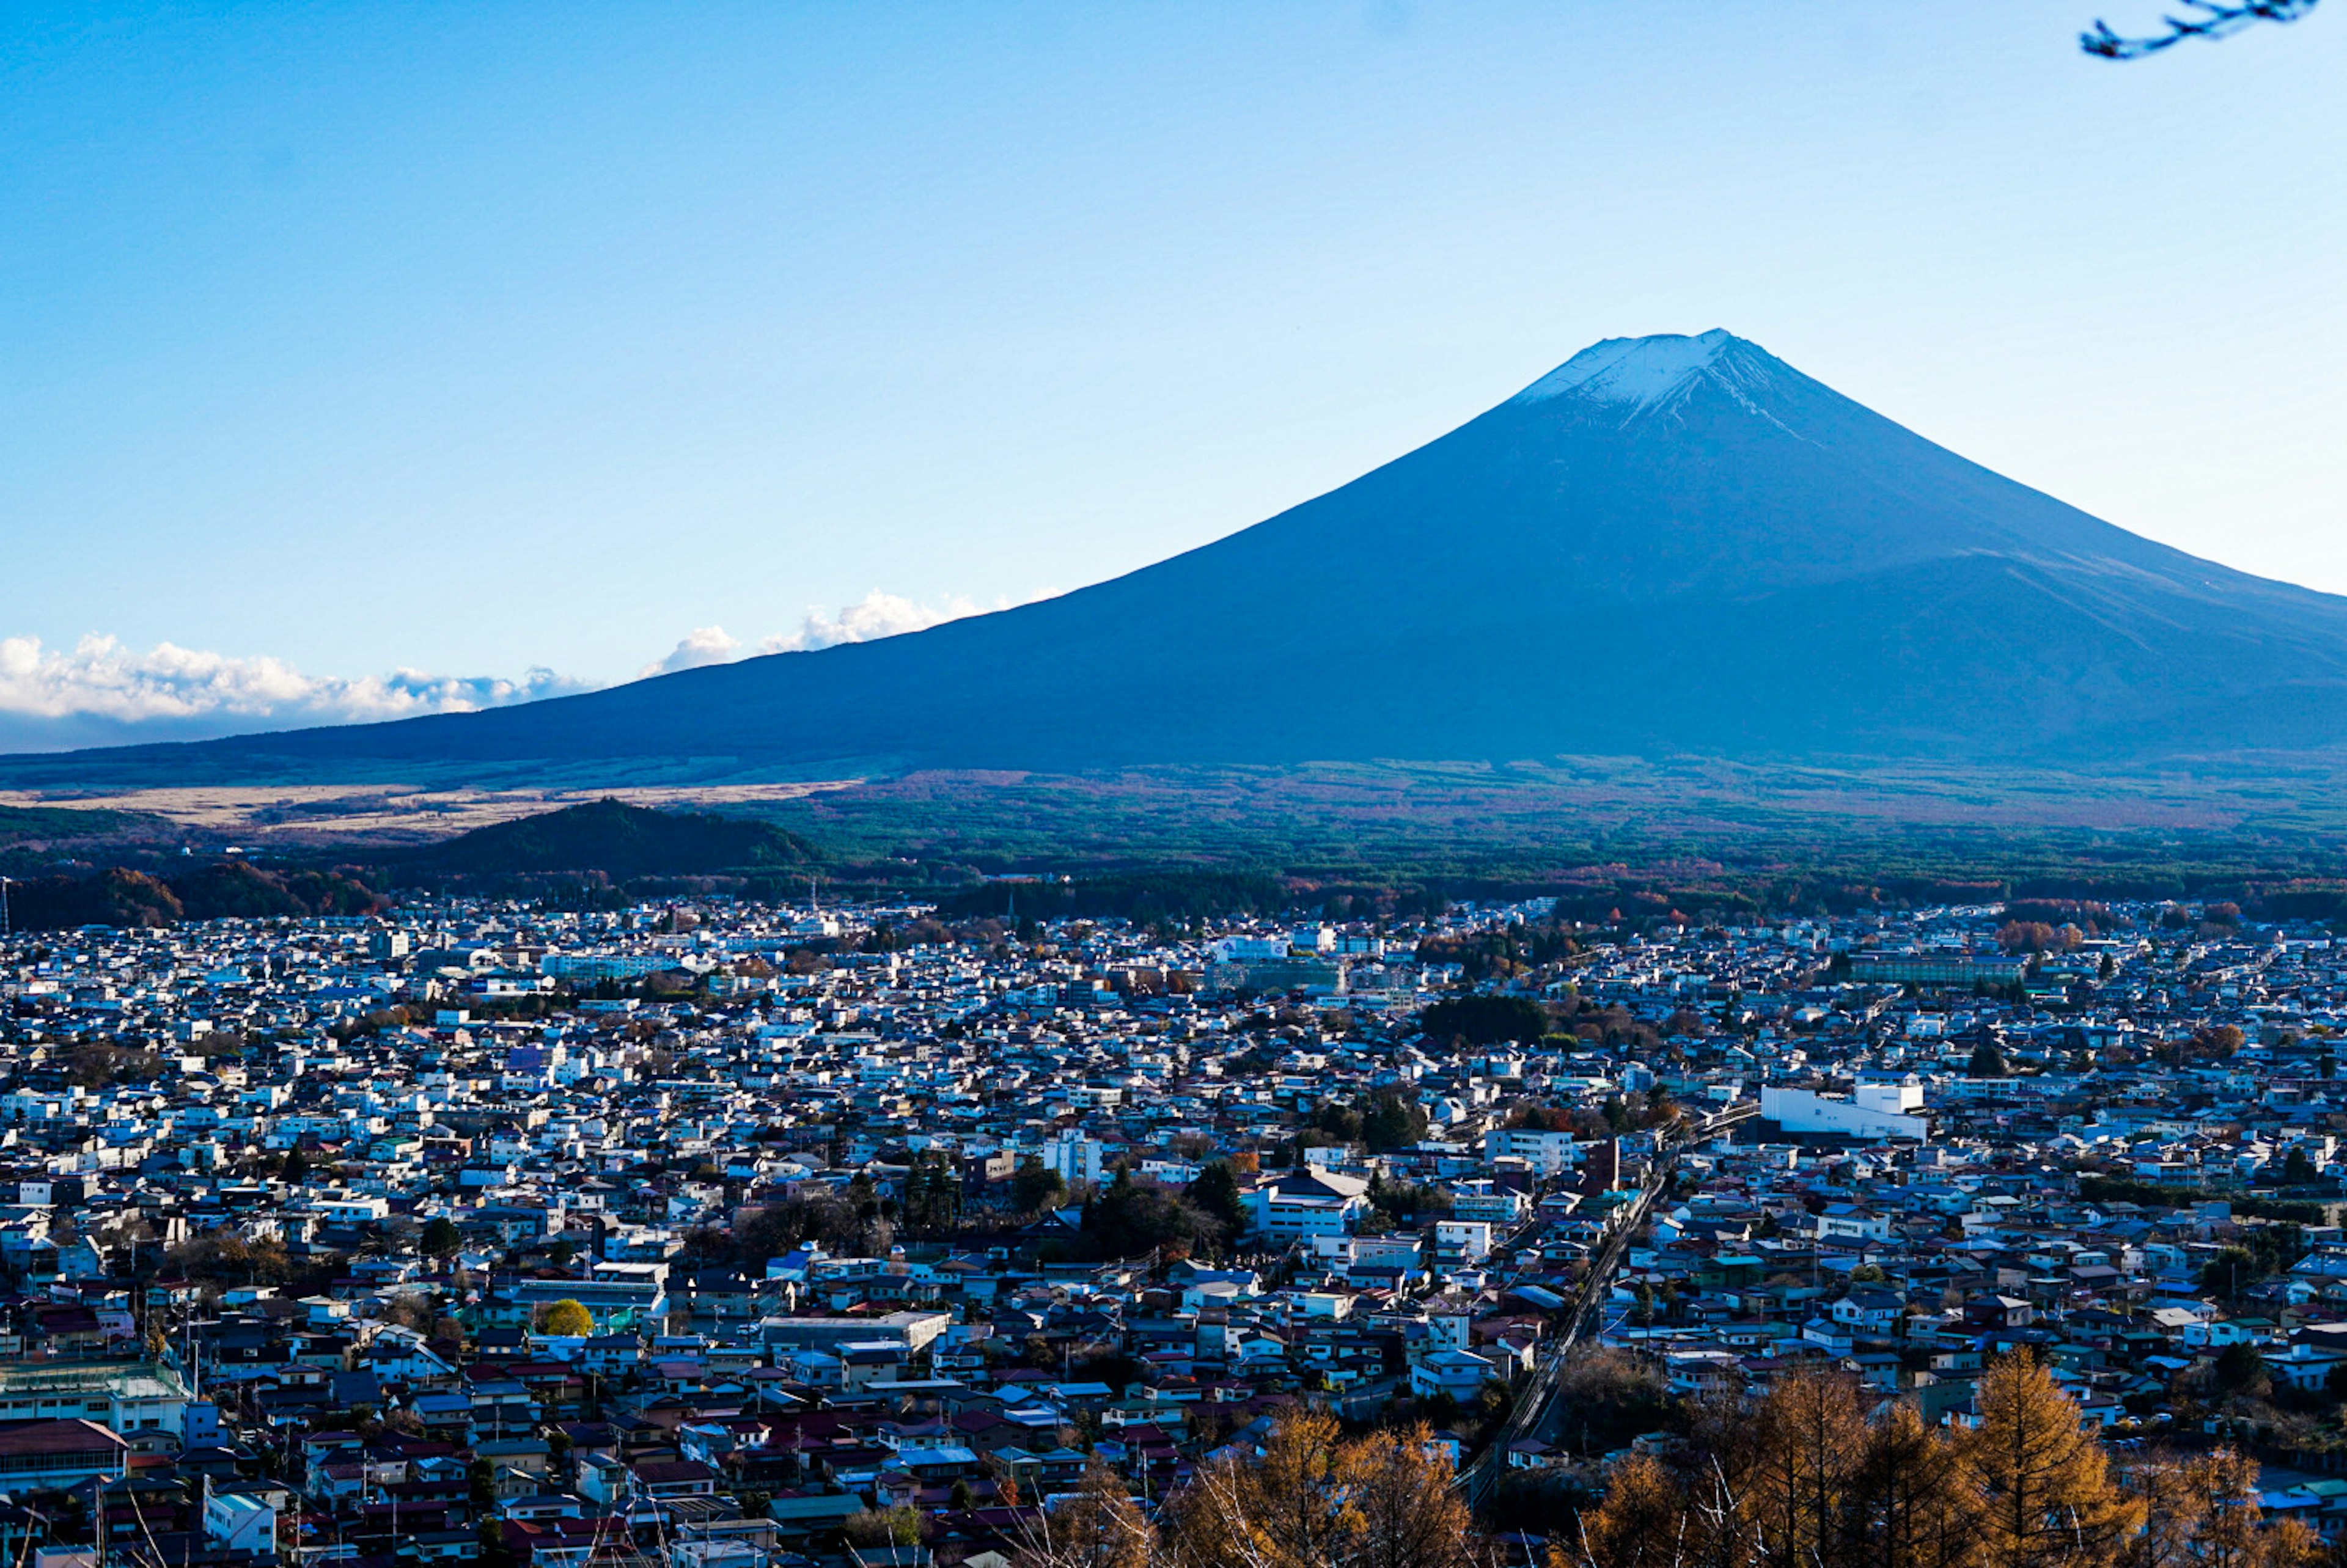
1174;1409;1473;1568
1019;1412;1469;1568
1015;1360;2318;1568
1562;1358;2313;1568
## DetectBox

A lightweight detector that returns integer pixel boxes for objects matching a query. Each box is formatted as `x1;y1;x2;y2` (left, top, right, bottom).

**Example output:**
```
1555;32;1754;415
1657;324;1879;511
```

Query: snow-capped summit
1513;329;1754;410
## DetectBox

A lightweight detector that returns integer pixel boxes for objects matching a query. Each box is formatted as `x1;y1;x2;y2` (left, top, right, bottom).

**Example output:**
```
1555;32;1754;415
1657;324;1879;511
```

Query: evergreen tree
1011;1158;1068;1215
1362;1093;1428;1152
1189;1161;1246;1236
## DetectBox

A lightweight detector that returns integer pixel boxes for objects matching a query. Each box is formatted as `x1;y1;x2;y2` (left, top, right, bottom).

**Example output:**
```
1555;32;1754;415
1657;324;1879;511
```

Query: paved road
1455;1104;1756;1505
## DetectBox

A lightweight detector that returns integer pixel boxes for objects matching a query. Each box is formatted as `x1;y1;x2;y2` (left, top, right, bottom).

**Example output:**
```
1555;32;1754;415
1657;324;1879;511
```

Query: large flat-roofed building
755;1310;950;1354
0;1362;194;1446
1247;1170;1372;1239
501;1277;667;1333
1849;953;2027;988
1762;1080;1931;1141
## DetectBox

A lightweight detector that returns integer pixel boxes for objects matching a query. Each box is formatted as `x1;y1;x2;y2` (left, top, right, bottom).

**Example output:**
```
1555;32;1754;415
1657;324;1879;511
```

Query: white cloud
641;625;744;677
0;587;1015;751
0;632;579;734
639;589;994;679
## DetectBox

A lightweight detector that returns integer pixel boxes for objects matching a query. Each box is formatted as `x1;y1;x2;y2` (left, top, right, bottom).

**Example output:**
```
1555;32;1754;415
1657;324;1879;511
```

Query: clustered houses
4;893;2347;1562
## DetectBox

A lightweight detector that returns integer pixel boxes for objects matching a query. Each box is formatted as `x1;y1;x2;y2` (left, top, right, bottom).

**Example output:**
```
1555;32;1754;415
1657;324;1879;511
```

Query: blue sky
2;1;2342;743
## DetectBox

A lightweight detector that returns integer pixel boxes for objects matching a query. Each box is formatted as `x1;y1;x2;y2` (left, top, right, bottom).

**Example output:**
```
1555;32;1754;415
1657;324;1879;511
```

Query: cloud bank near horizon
0;633;581;754
0;589;1018;753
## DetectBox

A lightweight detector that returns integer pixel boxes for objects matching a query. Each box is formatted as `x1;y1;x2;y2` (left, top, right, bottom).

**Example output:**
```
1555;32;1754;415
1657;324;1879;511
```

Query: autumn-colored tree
1342;1424;1475;1568
1963;1355;2143;1568
2117;1451;2213;1568
2194;1450;2268;1568
534;1299;594;1338
1555;1370;2313;1568
2104;1445;2326;1568
1664;1390;1765;1568
1746;1366;1868;1568
1172;1410;1350;1568
1169;1412;1479;1568
1015;1461;1156;1568
1849;1403;1982;1568
1559;1453;1694;1568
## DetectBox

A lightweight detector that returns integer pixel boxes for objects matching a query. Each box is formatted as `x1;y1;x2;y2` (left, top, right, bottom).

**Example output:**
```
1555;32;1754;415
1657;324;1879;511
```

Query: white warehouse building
1761;1078;1930;1140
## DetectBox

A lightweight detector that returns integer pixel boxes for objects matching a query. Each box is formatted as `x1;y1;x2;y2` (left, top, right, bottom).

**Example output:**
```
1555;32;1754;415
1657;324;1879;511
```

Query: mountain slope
19;330;2347;781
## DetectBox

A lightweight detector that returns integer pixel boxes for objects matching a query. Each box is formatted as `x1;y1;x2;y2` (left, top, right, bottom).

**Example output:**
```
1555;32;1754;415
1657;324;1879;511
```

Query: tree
2211;1342;2271;1398
844;1507;926;1548
1313;1103;1366;1143
1969;1041;2010;1079
2282;1146;2319;1185
2185;1449;2313;1568
1084;1168;1219;1259
66;1043;164;1090
535;1299;593;1338
1417;994;1549;1047
1963;1354;2143;1568
903;1151;962;1236
1362;1094;1430;1153
1341;1423;1475;1568
1169;1412;1476;1568
1746;1366;1868;1568
2120;1451;2213;1568
1190;1162;1247;1236
1850;1402;1983;1568
1013;1158;1070;1215
1556;1453;1689;1568
419;1217;462;1258
281;1145;312;1184
1173;1409;1350;1568
1013;1461;1154;1568
2199;1247;2257;1299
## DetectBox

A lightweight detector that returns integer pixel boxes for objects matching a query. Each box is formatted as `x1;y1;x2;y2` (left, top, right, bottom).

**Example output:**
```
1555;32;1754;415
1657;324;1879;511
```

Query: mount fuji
22;330;2347;783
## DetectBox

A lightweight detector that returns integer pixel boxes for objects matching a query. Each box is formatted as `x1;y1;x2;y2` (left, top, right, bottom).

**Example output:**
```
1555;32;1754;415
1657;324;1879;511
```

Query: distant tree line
6;860;381;930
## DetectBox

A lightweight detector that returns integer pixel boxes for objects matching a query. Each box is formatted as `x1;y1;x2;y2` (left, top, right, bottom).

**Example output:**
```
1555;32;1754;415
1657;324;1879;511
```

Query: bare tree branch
2081;0;2318;59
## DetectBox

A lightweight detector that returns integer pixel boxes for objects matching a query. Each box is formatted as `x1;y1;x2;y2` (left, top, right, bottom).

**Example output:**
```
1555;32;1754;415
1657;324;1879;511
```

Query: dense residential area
3;890;2347;1567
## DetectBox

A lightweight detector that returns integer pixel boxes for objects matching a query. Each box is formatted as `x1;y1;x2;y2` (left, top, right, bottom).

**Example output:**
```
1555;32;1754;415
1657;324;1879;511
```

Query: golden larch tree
1963;1355;2143;1568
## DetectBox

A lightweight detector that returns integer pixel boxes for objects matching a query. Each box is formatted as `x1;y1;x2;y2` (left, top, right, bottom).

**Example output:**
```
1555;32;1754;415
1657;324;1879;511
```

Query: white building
1040;1130;1108;1186
1482;1127;1582;1176
1247;1170;1372;1240
1761;1079;1929;1140
1433;1219;1494;1266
